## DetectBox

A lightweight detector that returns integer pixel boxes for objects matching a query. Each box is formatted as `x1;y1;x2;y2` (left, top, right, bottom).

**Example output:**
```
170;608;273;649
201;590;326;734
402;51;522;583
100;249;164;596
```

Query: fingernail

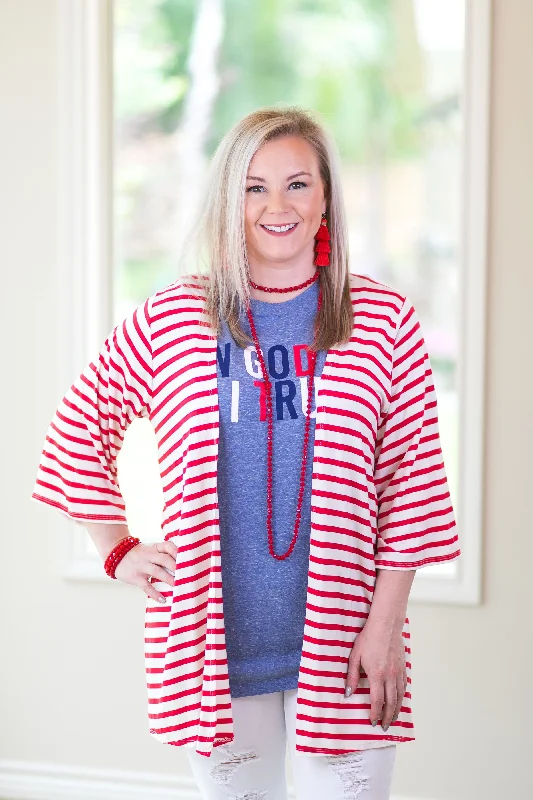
371;720;377;727
158;596;166;603
344;686;352;698
383;724;389;731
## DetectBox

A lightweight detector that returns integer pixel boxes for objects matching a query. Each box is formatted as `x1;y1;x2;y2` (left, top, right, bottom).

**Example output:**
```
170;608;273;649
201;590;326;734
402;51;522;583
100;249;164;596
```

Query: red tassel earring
314;213;331;267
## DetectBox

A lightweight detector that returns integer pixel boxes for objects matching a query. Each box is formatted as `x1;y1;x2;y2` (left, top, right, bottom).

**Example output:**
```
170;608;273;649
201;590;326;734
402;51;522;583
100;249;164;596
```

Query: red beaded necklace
245;274;323;560
249;269;319;294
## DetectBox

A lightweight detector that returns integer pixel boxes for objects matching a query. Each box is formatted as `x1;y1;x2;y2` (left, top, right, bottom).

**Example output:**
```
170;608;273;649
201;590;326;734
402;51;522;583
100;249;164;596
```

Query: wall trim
0;759;432;800
0;760;201;800
55;0;116;579
409;0;492;606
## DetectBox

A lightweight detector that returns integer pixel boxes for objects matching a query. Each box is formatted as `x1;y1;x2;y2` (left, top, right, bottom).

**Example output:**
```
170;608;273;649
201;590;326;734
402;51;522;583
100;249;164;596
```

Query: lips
260;222;299;237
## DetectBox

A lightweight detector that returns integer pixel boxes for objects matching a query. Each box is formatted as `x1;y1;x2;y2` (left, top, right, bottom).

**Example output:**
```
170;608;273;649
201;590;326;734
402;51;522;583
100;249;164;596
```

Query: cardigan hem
374;549;461;570
293;736;415;756
147;727;415;756
30;492;128;524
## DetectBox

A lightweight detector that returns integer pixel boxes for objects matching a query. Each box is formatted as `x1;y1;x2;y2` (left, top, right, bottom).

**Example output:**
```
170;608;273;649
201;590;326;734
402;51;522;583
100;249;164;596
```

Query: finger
391;674;405;724
344;654;361;698
157;540;179;559
141;578;167;605
153;542;178;574
369;676;385;727
146;563;175;589
380;679;398;731
149;552;176;576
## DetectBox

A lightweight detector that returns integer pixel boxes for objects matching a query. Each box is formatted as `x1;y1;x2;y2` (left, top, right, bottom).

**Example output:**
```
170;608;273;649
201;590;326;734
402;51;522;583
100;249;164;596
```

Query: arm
31;299;153;522
81;521;177;603
367;568;415;634
32;297;177;601
345;568;415;731
82;521;131;561
344;296;461;730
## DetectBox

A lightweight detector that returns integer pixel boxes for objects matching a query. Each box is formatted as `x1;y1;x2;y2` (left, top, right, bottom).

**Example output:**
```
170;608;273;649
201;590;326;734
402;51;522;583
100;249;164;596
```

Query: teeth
263;223;297;232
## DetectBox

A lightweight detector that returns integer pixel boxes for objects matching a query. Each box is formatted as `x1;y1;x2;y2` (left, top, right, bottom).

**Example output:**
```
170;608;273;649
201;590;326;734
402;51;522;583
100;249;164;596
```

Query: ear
321;199;326;215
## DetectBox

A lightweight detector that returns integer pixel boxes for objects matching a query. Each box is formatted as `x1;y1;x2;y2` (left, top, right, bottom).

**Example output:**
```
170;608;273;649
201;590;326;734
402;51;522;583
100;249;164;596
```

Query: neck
248;261;317;304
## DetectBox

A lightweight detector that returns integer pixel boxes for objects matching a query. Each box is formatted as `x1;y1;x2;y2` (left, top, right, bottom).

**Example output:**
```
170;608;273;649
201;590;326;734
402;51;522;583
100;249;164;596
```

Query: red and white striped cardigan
31;271;461;757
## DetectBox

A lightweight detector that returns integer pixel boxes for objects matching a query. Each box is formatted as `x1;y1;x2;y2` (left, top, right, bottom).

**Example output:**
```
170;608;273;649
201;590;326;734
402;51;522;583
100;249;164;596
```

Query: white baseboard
0;759;294;800
0;759;428;800
0;761;199;800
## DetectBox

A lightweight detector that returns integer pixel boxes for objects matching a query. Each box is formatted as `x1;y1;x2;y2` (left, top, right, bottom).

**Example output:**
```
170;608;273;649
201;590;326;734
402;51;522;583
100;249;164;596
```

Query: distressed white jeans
186;688;397;799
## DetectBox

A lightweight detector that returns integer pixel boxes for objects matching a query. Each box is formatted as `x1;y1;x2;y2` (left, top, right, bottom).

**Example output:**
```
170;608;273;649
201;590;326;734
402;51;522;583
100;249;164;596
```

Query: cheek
295;189;324;219
243;202;257;238
244;197;263;230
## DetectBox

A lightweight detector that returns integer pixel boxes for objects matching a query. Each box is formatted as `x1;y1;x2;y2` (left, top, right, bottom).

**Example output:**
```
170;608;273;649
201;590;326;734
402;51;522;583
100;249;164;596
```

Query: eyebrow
245;171;313;182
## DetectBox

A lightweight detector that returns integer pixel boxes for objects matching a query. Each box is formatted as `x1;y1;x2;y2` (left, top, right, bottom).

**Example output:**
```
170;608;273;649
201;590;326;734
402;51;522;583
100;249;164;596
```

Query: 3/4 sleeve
30;297;153;524
373;296;461;570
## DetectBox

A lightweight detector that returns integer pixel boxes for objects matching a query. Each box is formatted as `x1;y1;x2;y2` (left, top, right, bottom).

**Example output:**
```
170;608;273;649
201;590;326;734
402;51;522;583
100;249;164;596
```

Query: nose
265;188;290;216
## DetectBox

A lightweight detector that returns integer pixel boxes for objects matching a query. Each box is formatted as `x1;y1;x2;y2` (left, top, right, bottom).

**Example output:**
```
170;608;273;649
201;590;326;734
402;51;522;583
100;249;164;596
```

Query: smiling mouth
260;222;299;236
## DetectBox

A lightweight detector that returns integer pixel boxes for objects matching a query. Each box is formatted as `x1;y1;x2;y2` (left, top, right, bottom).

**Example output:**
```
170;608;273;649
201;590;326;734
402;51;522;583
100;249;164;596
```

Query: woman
31;107;461;799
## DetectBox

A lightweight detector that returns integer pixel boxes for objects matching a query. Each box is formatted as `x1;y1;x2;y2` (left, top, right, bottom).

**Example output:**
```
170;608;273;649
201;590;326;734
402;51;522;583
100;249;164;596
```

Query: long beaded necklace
245;272;323;560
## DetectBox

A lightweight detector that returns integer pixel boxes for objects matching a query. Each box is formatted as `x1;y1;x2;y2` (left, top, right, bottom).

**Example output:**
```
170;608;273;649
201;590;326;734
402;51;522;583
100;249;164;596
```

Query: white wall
1;0;531;798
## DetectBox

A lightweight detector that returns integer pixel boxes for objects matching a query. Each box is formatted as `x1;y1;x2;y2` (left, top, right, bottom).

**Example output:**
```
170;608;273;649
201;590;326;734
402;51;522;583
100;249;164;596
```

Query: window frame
56;0;115;581
57;0;491;604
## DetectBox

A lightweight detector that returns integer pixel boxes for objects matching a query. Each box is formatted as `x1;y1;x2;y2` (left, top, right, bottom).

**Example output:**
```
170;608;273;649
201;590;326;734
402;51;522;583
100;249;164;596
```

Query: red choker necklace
245;283;323;560
248;269;319;294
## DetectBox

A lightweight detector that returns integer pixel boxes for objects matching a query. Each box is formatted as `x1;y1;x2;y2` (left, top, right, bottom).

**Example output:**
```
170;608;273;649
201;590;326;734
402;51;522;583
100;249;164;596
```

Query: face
244;135;327;270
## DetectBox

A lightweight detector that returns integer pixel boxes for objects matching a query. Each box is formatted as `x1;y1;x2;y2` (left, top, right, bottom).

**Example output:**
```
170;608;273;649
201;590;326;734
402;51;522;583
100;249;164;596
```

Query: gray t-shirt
216;278;328;698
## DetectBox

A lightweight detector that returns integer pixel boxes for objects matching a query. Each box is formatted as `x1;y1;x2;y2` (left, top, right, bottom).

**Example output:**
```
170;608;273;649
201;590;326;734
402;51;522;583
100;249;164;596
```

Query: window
59;0;490;603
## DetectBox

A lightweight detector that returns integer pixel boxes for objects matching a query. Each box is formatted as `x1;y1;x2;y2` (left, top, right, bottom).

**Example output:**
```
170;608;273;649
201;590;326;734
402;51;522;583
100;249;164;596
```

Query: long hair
182;106;353;352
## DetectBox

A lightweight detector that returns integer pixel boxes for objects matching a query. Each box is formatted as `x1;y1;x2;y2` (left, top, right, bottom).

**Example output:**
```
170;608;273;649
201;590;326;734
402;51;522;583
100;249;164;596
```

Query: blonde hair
184;106;353;351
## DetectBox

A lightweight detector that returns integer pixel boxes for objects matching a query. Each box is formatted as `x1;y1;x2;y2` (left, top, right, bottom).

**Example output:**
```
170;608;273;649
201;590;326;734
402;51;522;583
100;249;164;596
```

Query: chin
260;243;302;263
267;253;300;267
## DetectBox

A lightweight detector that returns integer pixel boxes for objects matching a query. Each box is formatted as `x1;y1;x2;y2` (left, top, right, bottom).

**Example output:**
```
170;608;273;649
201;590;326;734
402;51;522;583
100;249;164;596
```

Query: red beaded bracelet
104;535;140;579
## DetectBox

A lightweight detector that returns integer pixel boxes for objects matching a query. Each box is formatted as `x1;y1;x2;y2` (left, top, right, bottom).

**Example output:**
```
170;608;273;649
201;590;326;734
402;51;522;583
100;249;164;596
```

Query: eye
288;181;308;190
246;184;265;193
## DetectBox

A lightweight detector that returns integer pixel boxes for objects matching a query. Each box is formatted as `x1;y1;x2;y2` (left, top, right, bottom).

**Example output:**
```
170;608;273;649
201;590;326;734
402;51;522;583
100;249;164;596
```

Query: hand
344;620;407;731
114;540;178;604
